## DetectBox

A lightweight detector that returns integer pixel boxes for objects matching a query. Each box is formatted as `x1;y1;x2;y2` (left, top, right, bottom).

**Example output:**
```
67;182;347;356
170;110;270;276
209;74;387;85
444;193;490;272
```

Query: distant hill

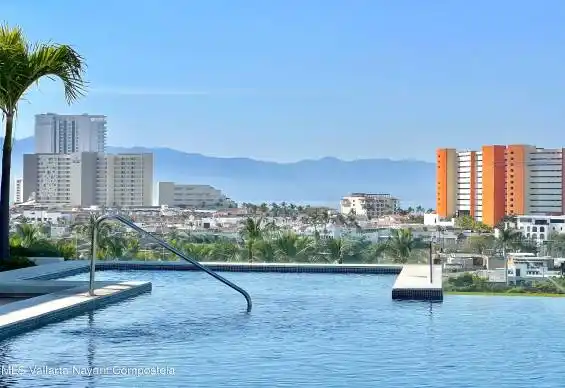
5;137;435;207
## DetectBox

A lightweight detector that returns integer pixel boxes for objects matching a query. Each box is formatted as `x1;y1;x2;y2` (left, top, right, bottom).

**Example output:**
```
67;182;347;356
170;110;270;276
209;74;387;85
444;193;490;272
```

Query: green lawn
445;291;565;298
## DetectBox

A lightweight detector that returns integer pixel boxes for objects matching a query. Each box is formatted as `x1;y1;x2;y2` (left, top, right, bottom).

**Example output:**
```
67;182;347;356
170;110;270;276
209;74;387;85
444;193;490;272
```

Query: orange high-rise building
436;145;565;226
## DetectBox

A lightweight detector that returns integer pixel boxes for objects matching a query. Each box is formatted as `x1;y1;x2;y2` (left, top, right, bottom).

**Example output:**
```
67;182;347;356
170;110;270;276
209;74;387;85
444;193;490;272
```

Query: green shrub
506;287;526;294
0;256;36;271
10;241;62;258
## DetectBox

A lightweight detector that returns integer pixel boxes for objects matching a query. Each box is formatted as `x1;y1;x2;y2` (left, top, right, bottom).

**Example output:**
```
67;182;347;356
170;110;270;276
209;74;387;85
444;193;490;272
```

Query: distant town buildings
158;182;235;209
437;145;565;226
34;113;107;154
340;193;399;218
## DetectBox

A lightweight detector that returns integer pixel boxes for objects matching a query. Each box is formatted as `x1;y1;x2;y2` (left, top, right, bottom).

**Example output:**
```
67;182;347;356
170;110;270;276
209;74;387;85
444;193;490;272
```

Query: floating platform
392;264;443;301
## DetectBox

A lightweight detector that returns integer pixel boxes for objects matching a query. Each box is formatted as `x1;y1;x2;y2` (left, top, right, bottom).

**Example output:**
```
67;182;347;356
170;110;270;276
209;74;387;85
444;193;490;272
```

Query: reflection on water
86;311;95;388
0;271;564;387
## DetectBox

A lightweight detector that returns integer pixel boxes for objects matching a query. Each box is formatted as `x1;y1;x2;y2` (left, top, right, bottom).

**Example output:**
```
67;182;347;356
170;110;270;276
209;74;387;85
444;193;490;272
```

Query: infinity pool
0;270;564;387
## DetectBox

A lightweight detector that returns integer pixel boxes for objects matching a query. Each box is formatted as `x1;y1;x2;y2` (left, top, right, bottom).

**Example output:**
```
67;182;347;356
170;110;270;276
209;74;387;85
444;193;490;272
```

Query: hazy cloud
89;87;258;96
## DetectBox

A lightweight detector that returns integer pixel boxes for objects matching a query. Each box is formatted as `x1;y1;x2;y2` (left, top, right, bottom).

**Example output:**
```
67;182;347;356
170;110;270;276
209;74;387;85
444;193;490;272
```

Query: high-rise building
23;152;153;207
34;113;107;154
436;145;565;226
106;153;153;207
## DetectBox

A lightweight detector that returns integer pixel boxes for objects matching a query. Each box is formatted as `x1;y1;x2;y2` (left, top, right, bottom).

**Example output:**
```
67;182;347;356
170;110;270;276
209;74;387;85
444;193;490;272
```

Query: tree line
11;216;434;264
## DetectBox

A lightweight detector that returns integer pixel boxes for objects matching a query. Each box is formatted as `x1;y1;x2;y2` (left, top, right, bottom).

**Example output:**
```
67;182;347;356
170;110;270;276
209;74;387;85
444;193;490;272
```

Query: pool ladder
88;214;252;312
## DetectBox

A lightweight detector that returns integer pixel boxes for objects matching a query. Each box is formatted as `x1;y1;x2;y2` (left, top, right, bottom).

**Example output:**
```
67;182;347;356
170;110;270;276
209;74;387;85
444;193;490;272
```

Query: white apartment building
455;150;484;223
516;215;565;242
158;182;234;209
340;193;399;218
34;113;107;154
23;153;153;208
106;154;153;207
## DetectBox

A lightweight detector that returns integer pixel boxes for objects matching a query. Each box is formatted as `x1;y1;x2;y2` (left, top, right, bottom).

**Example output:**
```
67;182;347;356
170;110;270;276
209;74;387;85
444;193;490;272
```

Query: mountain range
6;137;435;207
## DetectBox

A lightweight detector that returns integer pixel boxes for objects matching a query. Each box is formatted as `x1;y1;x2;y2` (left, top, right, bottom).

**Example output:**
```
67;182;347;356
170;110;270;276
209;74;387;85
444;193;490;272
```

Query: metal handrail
89;214;252;312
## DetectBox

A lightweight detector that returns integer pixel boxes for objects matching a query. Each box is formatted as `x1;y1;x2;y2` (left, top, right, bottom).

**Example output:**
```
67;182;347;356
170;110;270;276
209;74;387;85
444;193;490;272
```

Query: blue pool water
1;270;565;387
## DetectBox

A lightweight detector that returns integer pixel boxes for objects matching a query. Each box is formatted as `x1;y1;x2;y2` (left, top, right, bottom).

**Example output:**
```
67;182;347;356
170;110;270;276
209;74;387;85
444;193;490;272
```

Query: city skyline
4;1;565;162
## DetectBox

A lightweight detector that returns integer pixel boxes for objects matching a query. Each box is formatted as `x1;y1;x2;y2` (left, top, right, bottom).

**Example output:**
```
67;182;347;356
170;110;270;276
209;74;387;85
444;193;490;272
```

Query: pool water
1;270;565;387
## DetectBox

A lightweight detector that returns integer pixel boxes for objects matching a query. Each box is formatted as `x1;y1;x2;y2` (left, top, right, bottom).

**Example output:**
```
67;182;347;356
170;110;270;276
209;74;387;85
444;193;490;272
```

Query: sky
3;0;565;162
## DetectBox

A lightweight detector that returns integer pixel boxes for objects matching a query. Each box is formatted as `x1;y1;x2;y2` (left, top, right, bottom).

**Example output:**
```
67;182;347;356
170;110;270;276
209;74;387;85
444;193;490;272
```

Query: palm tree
103;236;126;259
56;239;77;259
0;24;86;260
272;231;314;262
240;217;266;263
14;223;43;248
364;242;388;264
259;203;269;215
211;241;240;262
124;237;140;258
497;226;520;285
74;213;111;243
388;228;415;263
331;213;347;227
323;237;349;264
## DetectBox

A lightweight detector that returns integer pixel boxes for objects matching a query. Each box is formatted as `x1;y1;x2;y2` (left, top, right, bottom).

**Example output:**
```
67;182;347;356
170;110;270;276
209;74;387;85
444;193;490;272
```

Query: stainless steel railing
89;214;252;312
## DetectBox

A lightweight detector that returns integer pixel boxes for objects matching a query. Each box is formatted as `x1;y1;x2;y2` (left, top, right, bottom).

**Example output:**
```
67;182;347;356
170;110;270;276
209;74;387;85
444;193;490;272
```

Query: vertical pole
429;241;433;284
503;245;508;286
89;222;98;296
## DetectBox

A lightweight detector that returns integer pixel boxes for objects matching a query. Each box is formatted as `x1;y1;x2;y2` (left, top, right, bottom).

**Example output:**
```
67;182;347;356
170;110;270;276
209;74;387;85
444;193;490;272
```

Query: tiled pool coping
0;281;151;340
98;261;404;274
0;261;153;341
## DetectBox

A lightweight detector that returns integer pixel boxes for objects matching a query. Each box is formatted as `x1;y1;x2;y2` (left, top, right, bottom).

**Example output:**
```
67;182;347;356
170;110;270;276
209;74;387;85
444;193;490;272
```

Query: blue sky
3;0;565;162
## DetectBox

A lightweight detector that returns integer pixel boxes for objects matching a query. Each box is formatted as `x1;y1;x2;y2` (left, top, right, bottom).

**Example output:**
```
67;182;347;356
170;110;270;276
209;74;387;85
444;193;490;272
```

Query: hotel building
34;113;107;154
436;145;565;226
340;193;400;218
23;152;153;207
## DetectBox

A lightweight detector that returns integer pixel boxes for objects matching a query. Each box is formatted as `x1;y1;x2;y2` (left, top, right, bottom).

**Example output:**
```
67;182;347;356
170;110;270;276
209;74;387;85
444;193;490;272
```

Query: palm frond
0;23;87;114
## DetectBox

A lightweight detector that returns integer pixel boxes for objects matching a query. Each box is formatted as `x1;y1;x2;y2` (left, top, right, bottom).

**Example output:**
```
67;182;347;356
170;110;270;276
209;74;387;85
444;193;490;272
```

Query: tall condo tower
34;113;107;154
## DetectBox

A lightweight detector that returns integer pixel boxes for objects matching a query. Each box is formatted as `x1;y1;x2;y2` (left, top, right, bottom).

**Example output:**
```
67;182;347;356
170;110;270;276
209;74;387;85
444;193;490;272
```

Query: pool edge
0;281;152;341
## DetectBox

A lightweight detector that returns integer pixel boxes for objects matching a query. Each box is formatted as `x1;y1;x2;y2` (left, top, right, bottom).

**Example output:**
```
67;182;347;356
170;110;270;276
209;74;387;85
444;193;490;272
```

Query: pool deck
392;264;443;301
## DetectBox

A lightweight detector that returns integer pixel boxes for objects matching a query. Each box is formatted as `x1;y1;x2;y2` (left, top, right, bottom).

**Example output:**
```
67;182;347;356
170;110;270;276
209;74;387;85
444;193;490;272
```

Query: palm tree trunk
503;244;508;285
0;113;14;261
248;240;253;263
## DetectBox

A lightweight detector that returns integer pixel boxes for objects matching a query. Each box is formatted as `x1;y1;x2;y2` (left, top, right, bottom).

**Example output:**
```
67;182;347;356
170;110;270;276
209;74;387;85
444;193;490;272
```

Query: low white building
158;182;235;209
340;193;399;218
516;215;565;242
423;213;455;227
506;254;554;280
22;210;71;224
